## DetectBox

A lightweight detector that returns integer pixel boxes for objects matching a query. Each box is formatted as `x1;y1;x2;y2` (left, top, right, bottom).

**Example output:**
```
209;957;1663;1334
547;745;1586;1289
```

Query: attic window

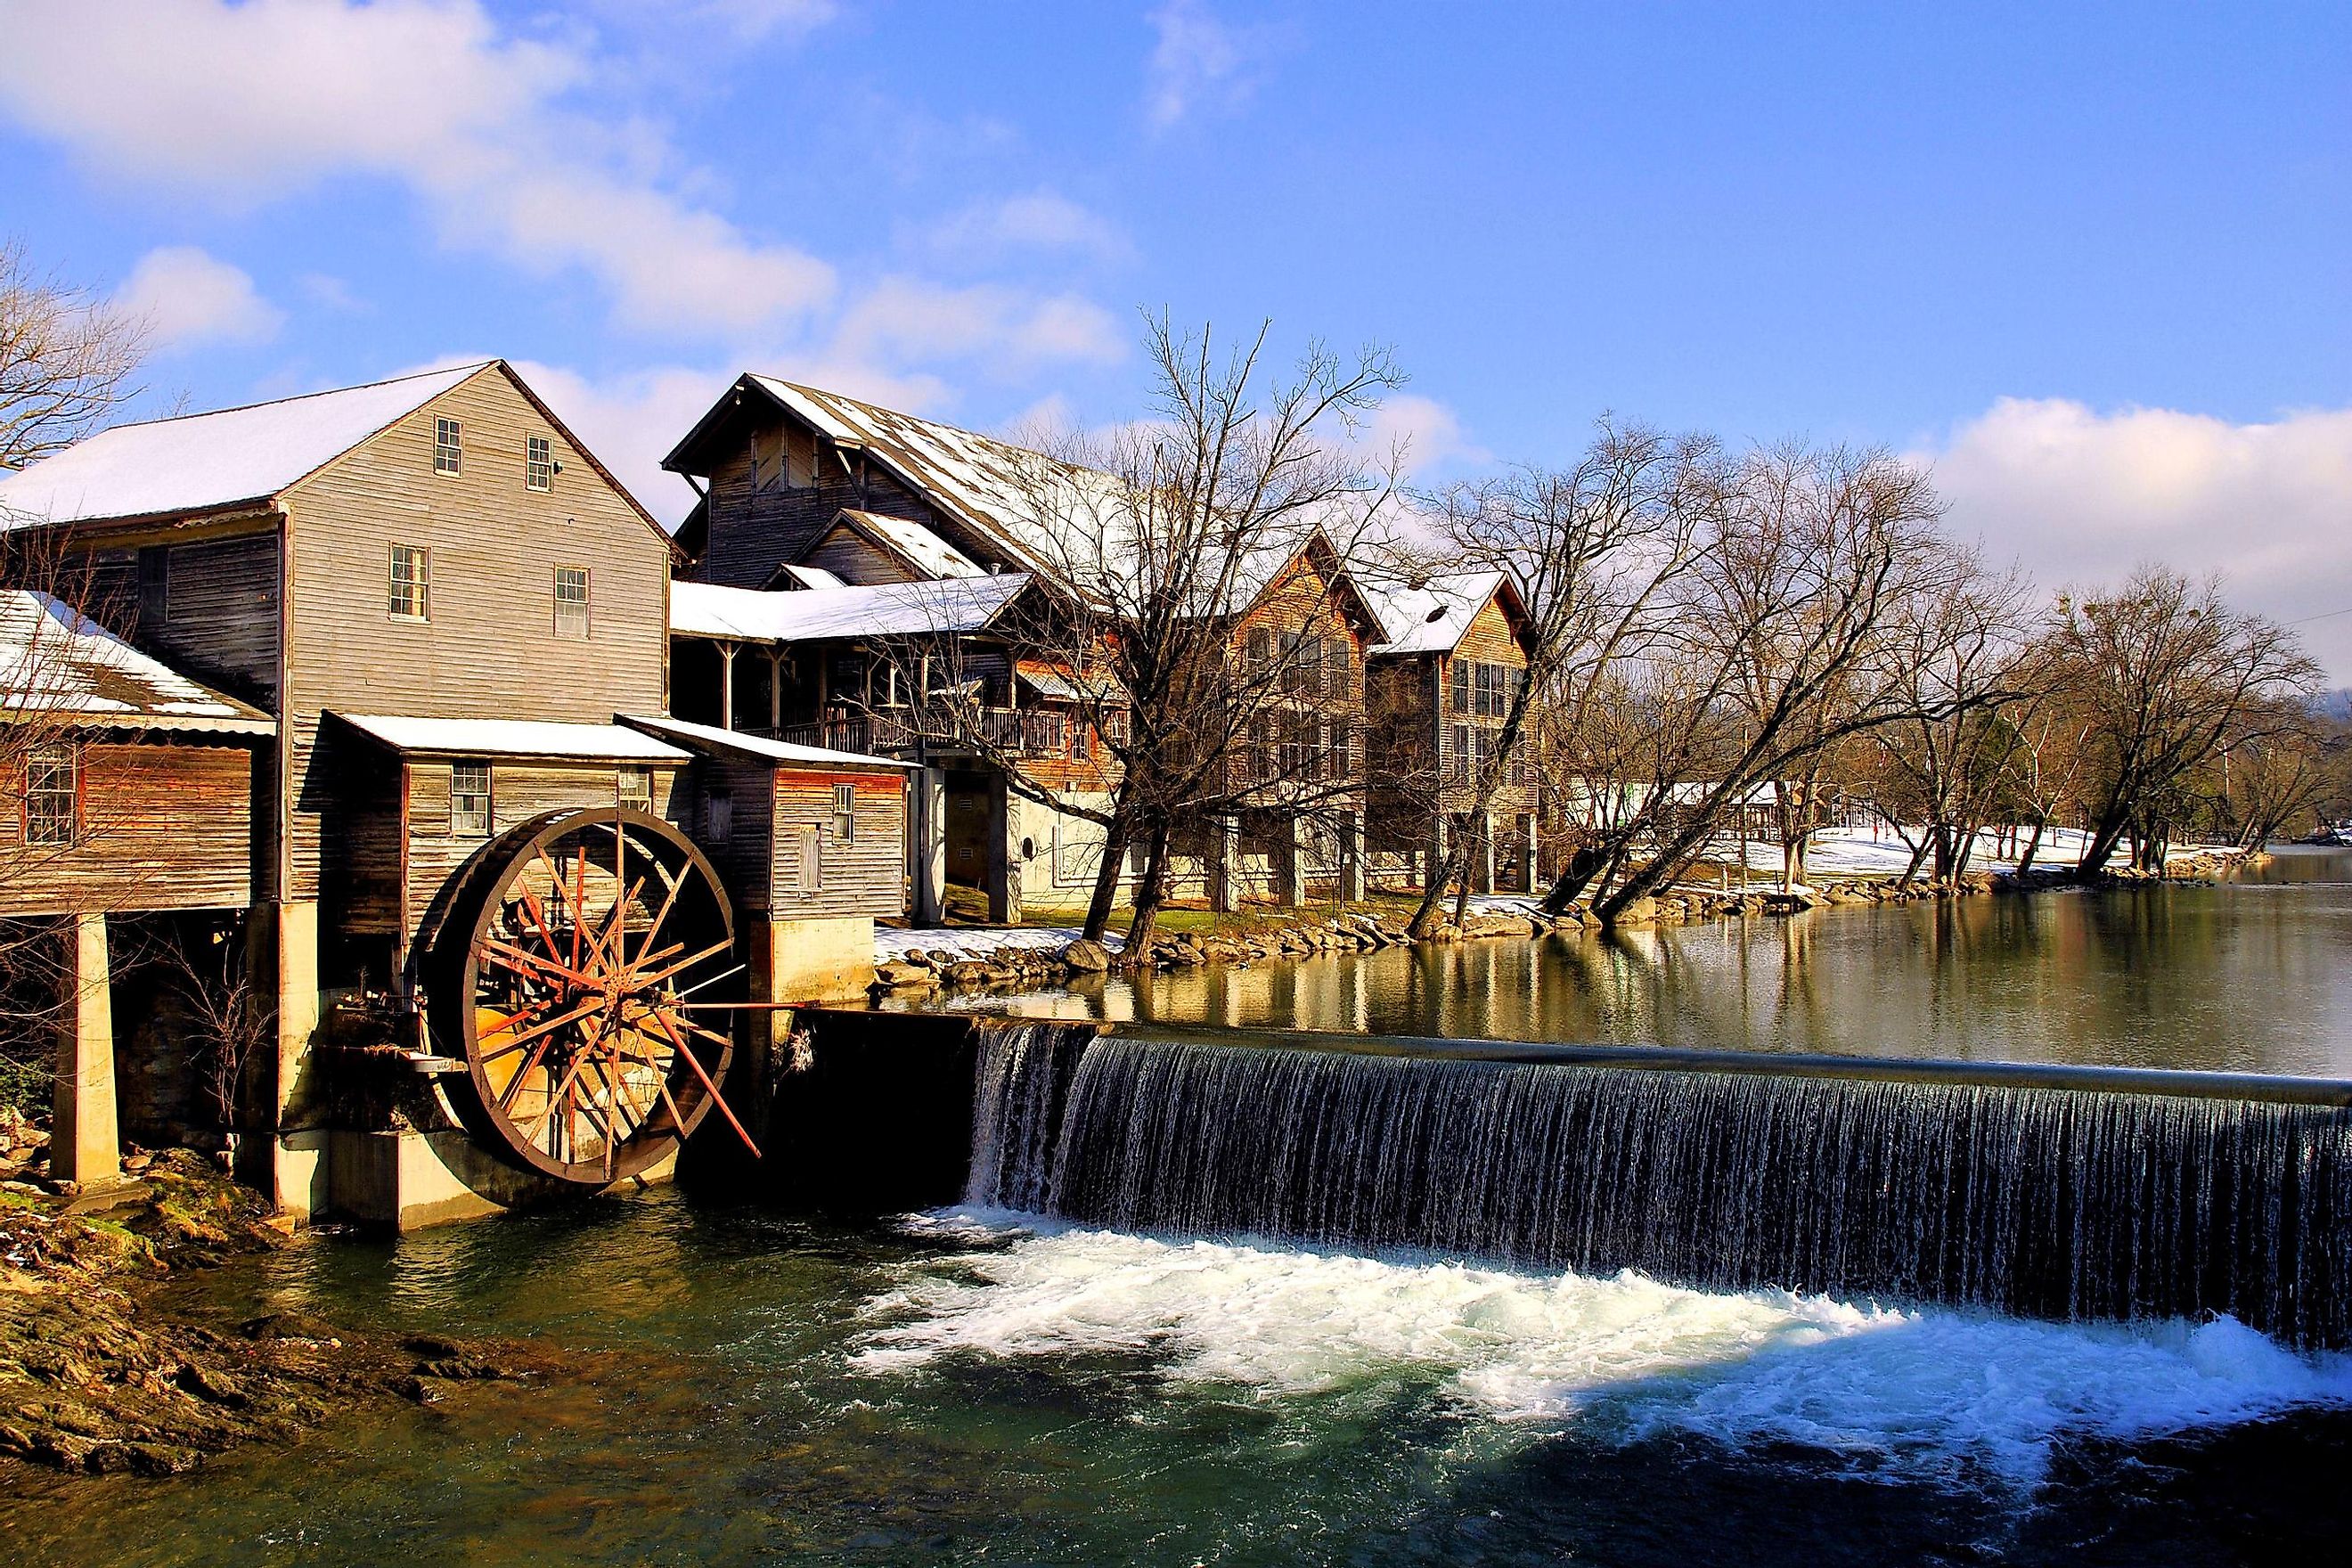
434;417;462;476
526;434;553;492
617;765;652;813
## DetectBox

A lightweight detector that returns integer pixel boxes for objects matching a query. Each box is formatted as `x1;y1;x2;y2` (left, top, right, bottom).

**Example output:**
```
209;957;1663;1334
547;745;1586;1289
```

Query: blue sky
4;1;2349;673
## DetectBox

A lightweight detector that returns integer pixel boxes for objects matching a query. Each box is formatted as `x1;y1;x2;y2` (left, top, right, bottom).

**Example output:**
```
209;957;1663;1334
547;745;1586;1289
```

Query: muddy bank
1;1146;545;1478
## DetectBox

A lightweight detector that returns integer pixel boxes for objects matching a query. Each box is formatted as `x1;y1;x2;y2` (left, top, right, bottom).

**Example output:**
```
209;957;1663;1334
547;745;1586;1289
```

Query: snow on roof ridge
93;359;497;436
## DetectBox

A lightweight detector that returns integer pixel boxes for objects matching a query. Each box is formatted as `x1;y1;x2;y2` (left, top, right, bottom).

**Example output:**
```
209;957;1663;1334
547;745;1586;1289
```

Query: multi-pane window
553;566;590;638
526;434;553;492
1450;660;1521;718
617;765;652;814
25;742;78;845
389;543;430;620
434;417;462;476
452;761;492;837
831;782;856;845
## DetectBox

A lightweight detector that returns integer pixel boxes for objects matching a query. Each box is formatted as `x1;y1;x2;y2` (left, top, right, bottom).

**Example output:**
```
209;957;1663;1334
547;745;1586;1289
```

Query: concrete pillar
1336;810;1365;904
985;772;1024;926
1206;816;1241;913
1515;813;1539;894
51;912;118;1188
910;766;948;927
249;900;323;1215
1472;813;1497;896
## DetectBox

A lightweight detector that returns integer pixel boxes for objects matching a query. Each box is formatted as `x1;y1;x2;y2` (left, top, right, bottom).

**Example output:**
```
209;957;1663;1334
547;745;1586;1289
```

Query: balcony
773;708;1066;758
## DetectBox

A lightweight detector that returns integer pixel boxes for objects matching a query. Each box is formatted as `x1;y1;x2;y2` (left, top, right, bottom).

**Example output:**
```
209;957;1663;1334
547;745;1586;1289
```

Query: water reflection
920;866;2352;1076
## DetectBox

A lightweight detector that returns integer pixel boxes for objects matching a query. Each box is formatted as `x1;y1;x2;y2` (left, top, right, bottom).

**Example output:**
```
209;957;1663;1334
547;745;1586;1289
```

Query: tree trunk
2077;809;2129;877
1119;817;1176;963
1900;835;1932;885
2015;817;2046;877
1081;813;1131;943
1538;840;1616;916
1408;817;1468;939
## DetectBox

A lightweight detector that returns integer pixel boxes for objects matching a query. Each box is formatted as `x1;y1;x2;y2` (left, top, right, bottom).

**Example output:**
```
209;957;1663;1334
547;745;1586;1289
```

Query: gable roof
617;712;916;772
666;374;1124;577
1360;570;1519;657
0;363;486;529
806;509;984;580
671;575;1032;646
0;360;673;552
0;592;274;734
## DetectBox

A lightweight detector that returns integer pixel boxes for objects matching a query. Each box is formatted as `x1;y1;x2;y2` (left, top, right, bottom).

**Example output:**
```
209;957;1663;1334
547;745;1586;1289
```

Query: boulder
1059;939;1112;972
872;961;936;989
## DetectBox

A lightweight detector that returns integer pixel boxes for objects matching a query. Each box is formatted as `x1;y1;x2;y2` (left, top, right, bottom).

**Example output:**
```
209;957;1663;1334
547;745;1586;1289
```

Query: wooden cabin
0;591;272;1187
1360;571;1541;893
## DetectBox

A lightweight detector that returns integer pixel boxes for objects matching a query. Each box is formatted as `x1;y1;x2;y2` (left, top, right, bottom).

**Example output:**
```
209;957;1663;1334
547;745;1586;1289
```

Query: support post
719;642;738;731
985;772;1024;925
767;649;783;736
911;766;947;927
249;899;323;1215
1207;816;1241;913
1271;815;1309;907
51;912;118;1188
1336;809;1365;903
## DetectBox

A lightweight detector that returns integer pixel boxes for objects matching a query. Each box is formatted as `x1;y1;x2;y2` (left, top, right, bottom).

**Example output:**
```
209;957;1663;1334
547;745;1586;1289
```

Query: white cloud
832;277;1126;372
1915;396;2352;681
0;0;835;339
1360;393;1488;481
928;191;1131;263
114;245;282;349
678;0;839;42
1145;0;1274;128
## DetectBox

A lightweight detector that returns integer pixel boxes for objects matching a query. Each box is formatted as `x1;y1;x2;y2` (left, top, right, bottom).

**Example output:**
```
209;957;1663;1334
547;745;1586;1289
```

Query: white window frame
526;434;553;493
389;543;430;622
617;764;652;814
451;761;492;838
831;781;856;845
553;565;590;639
434;417;462;477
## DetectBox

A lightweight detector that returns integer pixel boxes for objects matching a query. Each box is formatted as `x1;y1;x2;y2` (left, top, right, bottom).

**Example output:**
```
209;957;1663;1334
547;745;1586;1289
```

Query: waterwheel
425;807;762;1187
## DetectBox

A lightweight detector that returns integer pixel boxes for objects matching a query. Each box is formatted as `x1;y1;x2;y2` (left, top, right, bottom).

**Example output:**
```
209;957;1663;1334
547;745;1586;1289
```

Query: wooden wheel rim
447;807;739;1185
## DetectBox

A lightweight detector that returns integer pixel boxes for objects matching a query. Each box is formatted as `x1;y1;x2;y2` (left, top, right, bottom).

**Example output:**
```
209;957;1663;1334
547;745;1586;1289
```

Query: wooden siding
151;531;282;708
771;773;905;919
803;525;915;586
0;739;256;918
693;405;1019;588
673;755;777;914
279;366;671;905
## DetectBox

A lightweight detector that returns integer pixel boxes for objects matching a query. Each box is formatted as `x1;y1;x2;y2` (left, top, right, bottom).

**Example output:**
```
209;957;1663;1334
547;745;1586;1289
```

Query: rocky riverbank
873;855;2245;1000
0;1126;543;1478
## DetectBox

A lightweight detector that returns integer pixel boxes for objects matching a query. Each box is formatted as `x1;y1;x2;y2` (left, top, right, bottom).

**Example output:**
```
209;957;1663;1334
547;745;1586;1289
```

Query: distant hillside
2314;689;2352;723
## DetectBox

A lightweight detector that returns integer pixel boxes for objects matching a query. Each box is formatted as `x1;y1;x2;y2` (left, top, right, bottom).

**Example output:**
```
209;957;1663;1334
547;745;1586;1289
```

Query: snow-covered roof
0;592;274;733
743;377;1128;576
1015;661;1123;703
617;713;916;771
817;510;984;579
671;575;1031;646
1362;570;1509;656
0;363;488;528
332;714;690;763
770;563;846;591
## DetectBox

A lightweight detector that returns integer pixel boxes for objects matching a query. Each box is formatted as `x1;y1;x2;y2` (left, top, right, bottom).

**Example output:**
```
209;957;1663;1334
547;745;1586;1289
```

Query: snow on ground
876;926;1122;963
1718;825;2238;880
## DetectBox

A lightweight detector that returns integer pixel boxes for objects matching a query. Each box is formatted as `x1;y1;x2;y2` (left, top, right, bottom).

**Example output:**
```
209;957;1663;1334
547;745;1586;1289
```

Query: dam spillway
961;1020;2352;1348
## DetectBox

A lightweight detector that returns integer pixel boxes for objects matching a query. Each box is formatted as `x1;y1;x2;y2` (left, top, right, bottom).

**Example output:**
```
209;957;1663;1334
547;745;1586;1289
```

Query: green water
916;853;2352;1077
8;1190;2351;1567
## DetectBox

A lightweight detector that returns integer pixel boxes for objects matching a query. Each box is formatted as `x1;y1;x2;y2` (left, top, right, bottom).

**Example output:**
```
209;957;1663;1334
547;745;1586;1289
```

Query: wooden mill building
0;362;910;1222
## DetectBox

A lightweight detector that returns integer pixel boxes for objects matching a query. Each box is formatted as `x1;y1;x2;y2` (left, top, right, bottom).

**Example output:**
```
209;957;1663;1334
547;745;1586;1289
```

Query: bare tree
2046;568;2320;876
1574;442;1969;919
1399;420;1718;936
888;314;1405;955
0;238;150;471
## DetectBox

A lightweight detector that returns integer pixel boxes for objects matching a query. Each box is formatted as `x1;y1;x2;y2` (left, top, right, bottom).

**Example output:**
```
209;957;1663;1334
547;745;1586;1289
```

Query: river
6;855;2350;1565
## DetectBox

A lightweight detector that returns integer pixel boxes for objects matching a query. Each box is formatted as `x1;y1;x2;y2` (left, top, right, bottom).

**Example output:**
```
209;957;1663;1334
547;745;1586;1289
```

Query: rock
872;961;936;989
176;1362;249;1407
1612;896;1661;925
1058;939;1112;972
945;960;998;987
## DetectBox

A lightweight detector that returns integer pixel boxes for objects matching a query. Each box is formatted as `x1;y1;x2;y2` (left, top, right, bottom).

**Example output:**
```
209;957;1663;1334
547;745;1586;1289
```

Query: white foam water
857;1213;2352;1492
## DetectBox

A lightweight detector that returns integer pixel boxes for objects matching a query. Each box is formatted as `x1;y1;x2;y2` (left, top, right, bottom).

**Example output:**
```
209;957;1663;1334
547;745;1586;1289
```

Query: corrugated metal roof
0;363;487;527
617;713;916;771
670;576;1030;645
333;714;691;762
0;592;274;733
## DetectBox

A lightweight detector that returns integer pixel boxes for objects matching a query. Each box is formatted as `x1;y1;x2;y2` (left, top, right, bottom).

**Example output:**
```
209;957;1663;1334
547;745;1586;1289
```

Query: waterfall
965;1028;2352;1347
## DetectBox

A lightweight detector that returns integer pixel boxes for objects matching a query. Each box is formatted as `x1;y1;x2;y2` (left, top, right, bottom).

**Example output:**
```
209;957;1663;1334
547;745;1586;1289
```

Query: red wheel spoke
641;1007;762;1156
